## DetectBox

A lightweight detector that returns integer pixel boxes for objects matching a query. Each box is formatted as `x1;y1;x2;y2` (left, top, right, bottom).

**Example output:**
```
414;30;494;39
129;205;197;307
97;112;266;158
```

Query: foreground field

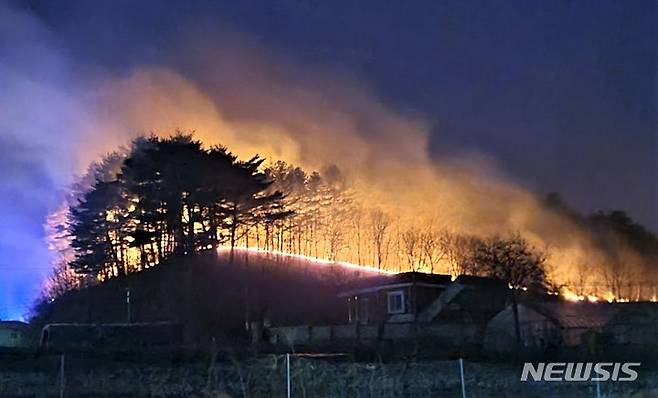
2;353;658;398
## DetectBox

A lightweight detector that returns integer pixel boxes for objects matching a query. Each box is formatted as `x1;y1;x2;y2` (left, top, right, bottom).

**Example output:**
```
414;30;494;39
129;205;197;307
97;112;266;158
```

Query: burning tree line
64;134;291;278
48;133;658;302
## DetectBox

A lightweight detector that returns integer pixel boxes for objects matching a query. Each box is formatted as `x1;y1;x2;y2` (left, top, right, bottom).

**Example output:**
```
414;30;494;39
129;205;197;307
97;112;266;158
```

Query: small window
347;296;360;323
387;290;405;314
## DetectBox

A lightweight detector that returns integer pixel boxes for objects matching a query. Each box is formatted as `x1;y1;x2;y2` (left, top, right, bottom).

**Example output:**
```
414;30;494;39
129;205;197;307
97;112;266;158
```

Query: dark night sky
0;0;655;319
26;0;656;227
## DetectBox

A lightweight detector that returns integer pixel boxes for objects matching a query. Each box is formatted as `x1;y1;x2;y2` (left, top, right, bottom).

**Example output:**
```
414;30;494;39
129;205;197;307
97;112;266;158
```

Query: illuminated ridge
217;245;396;275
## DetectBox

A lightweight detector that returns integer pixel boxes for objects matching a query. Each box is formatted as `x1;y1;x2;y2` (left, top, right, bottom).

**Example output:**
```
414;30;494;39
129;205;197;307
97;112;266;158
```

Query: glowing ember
602;292;616;303
561;288;585;302
560;288;621;303
586;295;599;302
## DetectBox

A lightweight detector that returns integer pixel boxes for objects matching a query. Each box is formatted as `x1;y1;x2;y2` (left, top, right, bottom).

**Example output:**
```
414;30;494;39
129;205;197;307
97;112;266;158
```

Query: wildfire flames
34;41;656;303
560;288;615;303
558;287;658;304
43;128;658;304
46;189;656;305
216;246;396;275
220;246;656;304
3;1;655;319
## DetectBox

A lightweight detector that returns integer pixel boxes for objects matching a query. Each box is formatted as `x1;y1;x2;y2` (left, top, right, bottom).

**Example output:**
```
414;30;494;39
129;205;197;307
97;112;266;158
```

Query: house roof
530;302;619;329
453;275;506;288
337;271;452;297
604;302;658;325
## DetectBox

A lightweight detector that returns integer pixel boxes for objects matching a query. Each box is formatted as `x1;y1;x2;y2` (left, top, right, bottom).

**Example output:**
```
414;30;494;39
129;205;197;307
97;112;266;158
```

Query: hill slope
33;249;387;348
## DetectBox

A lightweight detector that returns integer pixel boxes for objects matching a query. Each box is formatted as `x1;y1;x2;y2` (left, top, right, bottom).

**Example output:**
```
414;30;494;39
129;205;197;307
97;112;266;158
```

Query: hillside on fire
26;132;658;357
41;133;658;308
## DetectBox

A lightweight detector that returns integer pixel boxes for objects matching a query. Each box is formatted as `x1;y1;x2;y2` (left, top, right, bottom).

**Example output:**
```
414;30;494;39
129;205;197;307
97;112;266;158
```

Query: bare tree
602;260;630;299
420;227;443;273
43;257;82;299
326;222;345;261
350;206;365;265
473;233;548;346
437;231;479;277
369;209;391;269
402;227;422;271
571;261;591;296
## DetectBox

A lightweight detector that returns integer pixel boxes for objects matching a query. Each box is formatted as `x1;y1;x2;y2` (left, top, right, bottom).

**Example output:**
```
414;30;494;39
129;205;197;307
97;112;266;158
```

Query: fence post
595;377;601;398
287;353;291;398
59;353;65;398
126;288;132;323
459;357;466;398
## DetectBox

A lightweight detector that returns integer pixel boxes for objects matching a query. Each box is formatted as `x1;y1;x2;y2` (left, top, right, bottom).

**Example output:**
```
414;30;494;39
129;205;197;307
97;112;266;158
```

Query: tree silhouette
473;233;548;346
69;180;126;277
69;133;291;279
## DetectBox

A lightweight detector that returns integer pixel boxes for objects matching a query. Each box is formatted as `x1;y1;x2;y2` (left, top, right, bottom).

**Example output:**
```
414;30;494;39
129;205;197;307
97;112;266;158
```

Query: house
337;273;508;326
336;272;453;324
424;275;510;326
483;301;619;356
267;272;509;355
0;321;30;349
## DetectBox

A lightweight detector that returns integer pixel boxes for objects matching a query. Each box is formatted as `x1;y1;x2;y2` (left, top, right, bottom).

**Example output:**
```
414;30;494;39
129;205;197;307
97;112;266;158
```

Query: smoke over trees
544;193;658;300
49;132;658;305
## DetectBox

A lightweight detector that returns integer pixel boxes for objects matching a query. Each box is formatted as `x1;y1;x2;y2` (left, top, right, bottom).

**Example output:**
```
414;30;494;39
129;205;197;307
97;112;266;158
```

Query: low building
483;302;619;355
0;321;30;349
337;272;453;324
267;272;509;355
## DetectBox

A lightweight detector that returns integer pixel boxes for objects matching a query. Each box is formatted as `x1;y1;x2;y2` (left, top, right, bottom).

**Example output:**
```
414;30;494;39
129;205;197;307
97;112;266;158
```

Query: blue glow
0;2;79;320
